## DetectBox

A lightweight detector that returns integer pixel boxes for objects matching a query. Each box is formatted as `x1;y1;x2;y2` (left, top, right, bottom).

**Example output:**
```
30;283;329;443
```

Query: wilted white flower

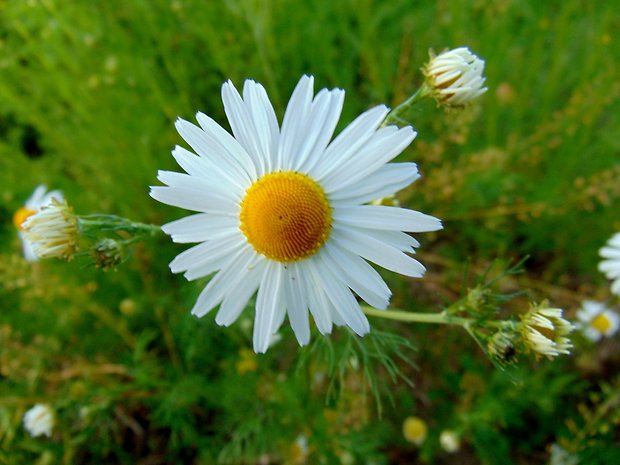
576;300;619;342
21;199;78;260
402;416;427;445
599;232;620;296
487;329;517;364
521;305;574;358
423;47;487;107
439;430;461;453
151;75;442;353
23;404;54;437
13;185;63;261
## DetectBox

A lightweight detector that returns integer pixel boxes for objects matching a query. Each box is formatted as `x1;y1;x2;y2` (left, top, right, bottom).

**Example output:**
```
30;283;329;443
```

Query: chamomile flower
21;199;79;260
599;232;620;296
521;305;574;358
423;47;487;107
23;404;54;438
576;300;619;342
13;185;63;261
402;416;427;445
151;75;442;353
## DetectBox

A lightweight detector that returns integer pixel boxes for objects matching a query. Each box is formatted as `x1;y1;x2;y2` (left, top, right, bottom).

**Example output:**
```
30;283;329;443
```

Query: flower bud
423;47;487;107
487;330;518;364
91;238;123;270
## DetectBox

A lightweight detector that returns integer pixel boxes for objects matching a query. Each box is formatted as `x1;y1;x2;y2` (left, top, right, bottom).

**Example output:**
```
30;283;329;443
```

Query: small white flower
521;306;574;358
402;416;427;445
439;430;461;453
599;232;620;296
21;199;78;260
13;185;64;261
423;47;487;107
23;404;54;438
576;300;619;342
151;76;442;353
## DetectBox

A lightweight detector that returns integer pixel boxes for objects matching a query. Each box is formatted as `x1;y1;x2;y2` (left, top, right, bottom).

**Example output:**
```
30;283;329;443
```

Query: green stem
78;215;161;236
381;84;429;127
362;306;512;330
362;306;471;326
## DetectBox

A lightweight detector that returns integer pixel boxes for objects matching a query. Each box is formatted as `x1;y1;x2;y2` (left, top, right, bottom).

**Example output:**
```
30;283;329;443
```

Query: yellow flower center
591;313;612;333
240;171;332;262
13;207;36;230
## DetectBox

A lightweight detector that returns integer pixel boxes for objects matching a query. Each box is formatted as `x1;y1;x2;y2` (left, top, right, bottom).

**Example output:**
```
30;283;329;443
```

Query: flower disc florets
423;47;487;107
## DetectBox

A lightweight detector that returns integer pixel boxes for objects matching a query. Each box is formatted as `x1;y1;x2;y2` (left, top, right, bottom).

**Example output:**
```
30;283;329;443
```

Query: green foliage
1;0;620;463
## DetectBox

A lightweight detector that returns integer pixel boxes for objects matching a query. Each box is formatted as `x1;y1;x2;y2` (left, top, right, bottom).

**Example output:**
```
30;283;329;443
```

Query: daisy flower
21;199;79;260
576;300;619;342
423;47;487;107
23;403;55;438
151;75;442;353
599;232;620;296
521;305;573;358
13;185;64;262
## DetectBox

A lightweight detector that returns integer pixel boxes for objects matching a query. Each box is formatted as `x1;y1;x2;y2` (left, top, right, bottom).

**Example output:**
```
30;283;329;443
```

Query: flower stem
78;215;161;237
362;306;472;326
381;84;429;127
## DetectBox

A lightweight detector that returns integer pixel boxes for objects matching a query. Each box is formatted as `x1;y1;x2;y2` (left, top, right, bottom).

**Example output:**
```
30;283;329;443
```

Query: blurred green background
1;0;619;463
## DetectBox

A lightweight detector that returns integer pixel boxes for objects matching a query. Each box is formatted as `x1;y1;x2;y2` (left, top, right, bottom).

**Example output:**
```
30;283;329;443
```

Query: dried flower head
21;199;79;260
423;47;487;107
23;404;55;438
521;304;574;358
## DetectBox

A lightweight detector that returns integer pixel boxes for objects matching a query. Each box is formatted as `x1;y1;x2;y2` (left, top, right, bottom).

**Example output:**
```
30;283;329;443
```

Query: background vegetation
1;0;619;463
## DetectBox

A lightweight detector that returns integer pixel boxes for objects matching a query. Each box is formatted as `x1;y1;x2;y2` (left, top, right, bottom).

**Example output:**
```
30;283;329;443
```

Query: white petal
149;186;238;214
253;261;285;353
175;117;254;186
312;254;370;336
333;205;442;232
277;75;315;170
302;259;334;334
215;259;267;326
169;232;244;274
191;248;258;317
171;146;244;200
309;105;389;181
322;126;416;193
242;79;280;173
297;89;345;173
162;213;238;244
156;170;239;204
323;242;391;309
332;226;426;278
599;247;620;259
221;81;271;176
359;229;420;251
330;162;419;205
284;262;311;346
